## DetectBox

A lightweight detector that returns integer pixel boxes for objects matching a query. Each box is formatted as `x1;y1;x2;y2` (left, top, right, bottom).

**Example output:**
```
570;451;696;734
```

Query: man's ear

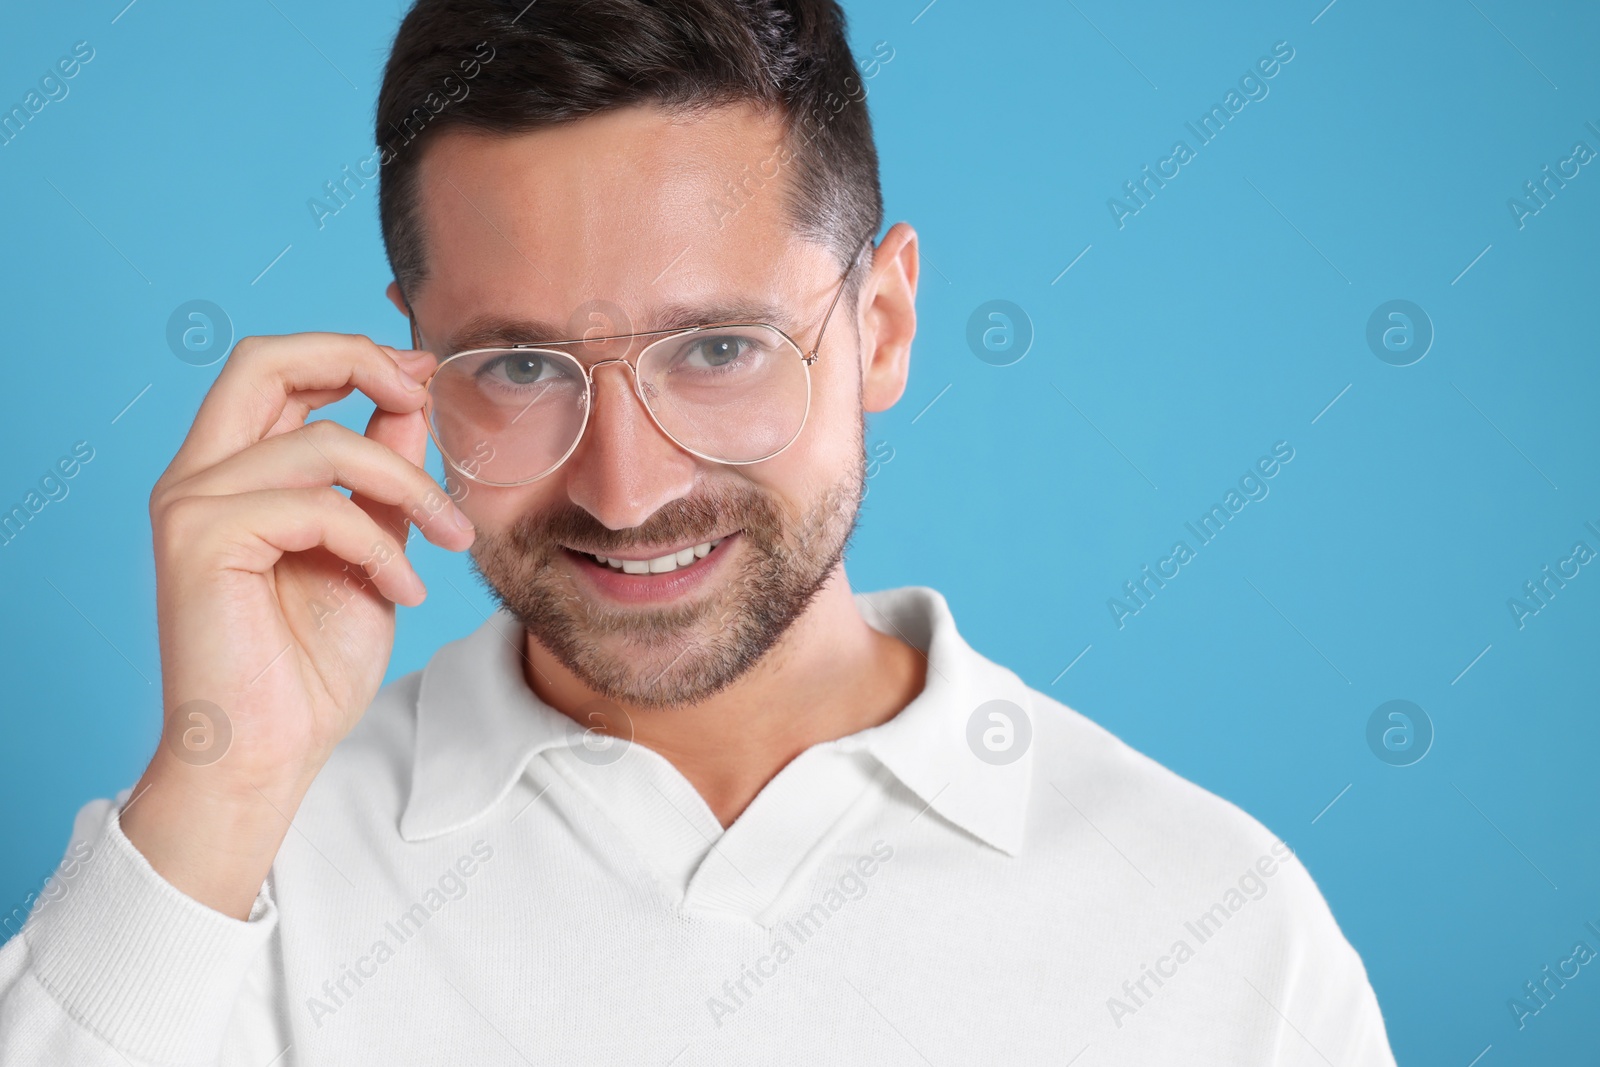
385;281;423;350
859;221;919;414
385;281;410;319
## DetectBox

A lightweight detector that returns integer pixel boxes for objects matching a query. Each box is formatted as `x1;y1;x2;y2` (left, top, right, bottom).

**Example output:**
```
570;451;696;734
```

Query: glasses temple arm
807;233;876;360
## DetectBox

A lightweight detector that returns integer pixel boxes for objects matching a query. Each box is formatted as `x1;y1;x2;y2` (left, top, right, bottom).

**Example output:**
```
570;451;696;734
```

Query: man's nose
561;360;698;530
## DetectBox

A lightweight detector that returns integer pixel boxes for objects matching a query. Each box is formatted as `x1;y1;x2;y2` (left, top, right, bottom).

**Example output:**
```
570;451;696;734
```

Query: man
0;0;1394;1063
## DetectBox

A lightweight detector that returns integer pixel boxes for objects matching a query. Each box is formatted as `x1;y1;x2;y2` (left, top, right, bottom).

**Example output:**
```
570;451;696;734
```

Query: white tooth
648;553;677;574
693;542;710;558
621;558;650;574
675;548;695;566
607;558;623;569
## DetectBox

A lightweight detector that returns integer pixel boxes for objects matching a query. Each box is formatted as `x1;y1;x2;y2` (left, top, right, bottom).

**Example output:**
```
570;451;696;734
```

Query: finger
389;346;437;379
170;419;473;552
165;487;427;606
167;334;435;483
353;403;468;553
365;376;430;472
270;346;430;417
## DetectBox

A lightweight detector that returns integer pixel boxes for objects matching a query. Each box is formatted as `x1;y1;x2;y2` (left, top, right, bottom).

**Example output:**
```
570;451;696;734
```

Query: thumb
354;405;433;544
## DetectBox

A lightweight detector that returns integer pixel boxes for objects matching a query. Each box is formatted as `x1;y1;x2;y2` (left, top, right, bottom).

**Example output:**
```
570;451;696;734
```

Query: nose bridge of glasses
582;355;648;411
531;332;650;376
575;347;687;466
584;354;636;373
581;350;657;431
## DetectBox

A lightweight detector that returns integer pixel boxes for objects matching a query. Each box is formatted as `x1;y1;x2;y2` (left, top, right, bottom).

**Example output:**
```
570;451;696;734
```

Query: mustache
505;485;779;556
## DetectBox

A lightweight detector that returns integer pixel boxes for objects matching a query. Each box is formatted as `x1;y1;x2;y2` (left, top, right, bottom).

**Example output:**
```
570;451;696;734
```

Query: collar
837;586;1034;856
399;586;1035;855
398;611;575;843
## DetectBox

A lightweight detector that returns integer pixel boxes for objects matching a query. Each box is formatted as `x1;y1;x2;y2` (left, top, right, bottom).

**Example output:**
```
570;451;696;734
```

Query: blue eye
483;353;550;385
505;355;544;383
685;336;747;369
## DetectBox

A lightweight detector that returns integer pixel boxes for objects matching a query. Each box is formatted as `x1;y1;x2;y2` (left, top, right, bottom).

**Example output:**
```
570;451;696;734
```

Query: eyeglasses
412;234;874;488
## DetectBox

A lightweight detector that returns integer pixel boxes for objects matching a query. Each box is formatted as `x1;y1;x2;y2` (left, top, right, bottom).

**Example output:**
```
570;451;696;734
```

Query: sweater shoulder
1022;685;1321;907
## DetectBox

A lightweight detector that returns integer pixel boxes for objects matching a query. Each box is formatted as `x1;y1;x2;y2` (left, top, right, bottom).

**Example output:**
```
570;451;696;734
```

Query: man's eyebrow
444;300;804;352
446;314;565;352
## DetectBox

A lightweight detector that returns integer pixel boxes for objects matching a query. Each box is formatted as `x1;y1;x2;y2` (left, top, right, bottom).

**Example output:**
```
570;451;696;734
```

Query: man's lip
560;533;737;562
564;532;737;604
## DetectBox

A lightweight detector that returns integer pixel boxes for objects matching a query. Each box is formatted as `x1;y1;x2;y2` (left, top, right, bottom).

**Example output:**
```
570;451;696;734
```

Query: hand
121;333;476;917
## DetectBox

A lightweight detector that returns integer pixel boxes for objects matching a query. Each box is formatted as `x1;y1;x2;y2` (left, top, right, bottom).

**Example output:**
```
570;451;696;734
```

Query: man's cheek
464;484;541;533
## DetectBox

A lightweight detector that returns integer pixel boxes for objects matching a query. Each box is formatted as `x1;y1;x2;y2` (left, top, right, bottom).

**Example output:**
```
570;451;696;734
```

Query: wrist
119;754;317;920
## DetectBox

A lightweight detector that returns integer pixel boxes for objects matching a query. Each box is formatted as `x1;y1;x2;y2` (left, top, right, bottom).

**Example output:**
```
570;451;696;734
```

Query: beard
467;426;867;710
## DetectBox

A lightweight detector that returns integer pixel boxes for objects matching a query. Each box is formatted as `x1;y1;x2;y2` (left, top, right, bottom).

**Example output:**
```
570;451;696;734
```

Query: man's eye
495;355;547;384
687;337;745;368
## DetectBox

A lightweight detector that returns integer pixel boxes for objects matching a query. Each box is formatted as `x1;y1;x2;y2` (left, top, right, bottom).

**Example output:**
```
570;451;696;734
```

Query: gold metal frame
411;233;874;487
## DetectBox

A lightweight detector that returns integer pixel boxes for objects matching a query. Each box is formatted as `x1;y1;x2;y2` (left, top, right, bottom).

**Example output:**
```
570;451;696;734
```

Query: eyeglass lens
427;324;811;485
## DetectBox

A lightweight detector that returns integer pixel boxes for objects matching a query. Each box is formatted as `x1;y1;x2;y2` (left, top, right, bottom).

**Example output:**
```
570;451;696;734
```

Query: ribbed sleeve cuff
23;803;278;1066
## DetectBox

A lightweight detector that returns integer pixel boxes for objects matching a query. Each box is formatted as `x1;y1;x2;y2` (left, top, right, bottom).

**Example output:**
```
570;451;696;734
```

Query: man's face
402;105;870;709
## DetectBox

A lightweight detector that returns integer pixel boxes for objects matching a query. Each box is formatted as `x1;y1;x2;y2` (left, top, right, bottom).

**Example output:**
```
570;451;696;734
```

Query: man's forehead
411;105;795;272
406;106;823;349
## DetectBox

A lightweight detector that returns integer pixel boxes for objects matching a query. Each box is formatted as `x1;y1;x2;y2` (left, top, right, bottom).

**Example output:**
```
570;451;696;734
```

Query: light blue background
3;1;1597;1061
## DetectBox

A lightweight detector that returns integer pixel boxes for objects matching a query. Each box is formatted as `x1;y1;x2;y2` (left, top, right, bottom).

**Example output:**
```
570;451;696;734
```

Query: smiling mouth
576;536;729;575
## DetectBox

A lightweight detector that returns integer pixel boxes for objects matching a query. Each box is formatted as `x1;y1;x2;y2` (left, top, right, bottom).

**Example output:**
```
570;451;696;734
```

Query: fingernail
453;507;475;531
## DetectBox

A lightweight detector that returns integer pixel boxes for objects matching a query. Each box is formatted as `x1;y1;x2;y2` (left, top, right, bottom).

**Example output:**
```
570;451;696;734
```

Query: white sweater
0;586;1395;1065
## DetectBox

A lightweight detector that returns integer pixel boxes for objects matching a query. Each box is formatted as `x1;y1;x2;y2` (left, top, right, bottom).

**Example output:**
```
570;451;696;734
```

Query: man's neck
522;571;928;828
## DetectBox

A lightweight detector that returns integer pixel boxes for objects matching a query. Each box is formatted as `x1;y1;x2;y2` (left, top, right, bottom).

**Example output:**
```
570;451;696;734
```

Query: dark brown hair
375;0;883;304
